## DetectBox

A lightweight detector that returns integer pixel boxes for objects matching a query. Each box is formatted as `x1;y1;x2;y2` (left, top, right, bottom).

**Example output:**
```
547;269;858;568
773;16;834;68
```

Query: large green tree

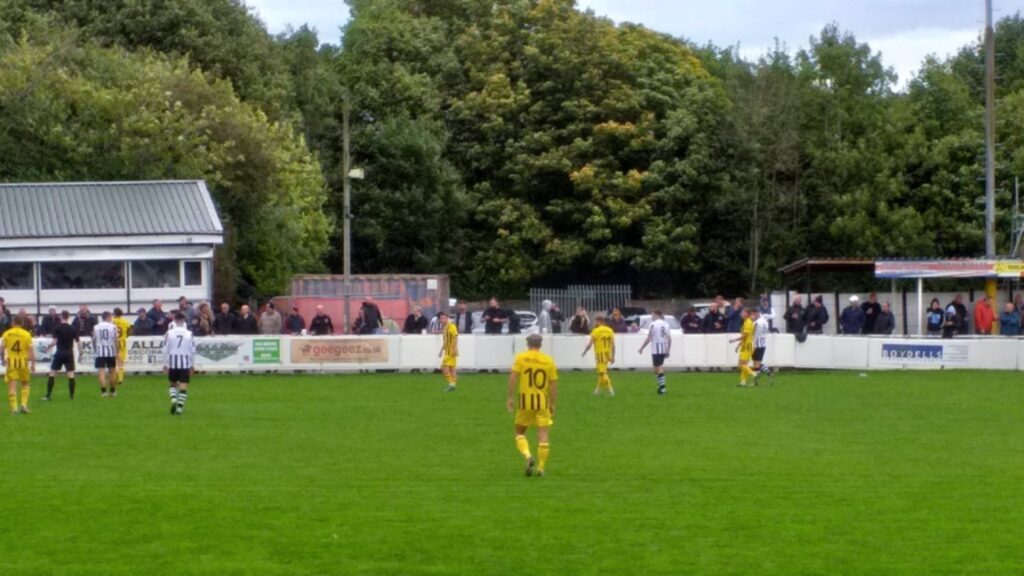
0;32;331;299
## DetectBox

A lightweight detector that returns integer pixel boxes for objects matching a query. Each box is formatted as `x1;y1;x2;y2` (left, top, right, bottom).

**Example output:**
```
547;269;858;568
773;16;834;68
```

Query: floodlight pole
984;0;1000;327
984;0;996;258
342;88;352;334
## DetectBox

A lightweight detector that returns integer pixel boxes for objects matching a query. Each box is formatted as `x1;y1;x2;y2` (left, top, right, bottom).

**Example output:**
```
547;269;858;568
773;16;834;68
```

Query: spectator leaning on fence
785;296;805;335
360;298;383;335
973;296;994;335
861;292;881;334
148;299;167;334
608;308;628;333
875;301;895;335
702;302;727;334
0;297;11;335
942;305;959;339
482;298;507;335
758;296;775;331
191;302;214;336
234;304;259;335
999;302;1020;336
286;306;306;335
403;306;429;334
840;296;865;335
453;302;473;334
805;296;829;334
72;305;97;337
133;308;154;336
38;307;60;336
259;302;283;335
680;306;702;333
214;303;235;335
538;300;554;334
550;303;564;333
310;305;333;335
949;294;969;334
569;307;590;335
926;299;943;336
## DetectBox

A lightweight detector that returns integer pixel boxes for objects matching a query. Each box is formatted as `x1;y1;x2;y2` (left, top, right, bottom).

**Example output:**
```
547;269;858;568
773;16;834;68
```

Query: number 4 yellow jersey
512;349;558;412
3;327;33;361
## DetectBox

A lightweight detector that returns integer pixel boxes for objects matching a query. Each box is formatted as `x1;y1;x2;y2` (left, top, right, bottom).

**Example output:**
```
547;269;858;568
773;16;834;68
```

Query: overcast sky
244;0;1023;87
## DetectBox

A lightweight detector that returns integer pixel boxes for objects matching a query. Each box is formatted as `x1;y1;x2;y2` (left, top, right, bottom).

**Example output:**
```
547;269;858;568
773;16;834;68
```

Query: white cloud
866;28;979;88
242;0;348;44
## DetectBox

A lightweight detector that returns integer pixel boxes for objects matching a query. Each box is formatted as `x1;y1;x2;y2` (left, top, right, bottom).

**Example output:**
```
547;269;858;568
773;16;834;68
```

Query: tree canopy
1;0;1023;299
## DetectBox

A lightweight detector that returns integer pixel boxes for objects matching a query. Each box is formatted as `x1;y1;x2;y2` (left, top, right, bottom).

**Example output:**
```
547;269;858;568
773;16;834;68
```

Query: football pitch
0;369;1020;575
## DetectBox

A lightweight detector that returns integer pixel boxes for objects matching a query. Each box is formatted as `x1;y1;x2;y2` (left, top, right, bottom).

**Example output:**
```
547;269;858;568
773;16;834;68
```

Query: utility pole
984;0;999;330
984;0;997;258
342;88;352;334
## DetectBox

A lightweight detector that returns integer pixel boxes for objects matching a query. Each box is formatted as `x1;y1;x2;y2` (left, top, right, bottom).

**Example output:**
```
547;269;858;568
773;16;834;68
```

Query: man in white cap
840;295;865;335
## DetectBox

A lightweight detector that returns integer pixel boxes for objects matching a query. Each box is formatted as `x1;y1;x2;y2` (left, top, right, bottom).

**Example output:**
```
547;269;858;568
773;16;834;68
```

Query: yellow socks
538;443;550;472
515;435;531;459
19;386;29;408
117;369;125;385
8;393;16;412
740;365;755;384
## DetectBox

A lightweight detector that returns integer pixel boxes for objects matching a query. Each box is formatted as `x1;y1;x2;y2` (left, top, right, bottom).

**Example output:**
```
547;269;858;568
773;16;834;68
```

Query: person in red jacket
974;296;995;335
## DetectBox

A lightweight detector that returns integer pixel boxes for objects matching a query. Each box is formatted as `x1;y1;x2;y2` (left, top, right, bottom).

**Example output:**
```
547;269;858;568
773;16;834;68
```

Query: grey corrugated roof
0;181;223;239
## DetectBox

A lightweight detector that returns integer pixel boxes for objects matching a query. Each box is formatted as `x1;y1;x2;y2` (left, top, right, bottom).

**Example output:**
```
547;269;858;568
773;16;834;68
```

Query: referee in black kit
45;311;79;400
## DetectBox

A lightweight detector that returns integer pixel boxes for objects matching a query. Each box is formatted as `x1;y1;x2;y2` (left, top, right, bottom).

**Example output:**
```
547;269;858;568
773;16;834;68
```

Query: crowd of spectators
10;290;1024;340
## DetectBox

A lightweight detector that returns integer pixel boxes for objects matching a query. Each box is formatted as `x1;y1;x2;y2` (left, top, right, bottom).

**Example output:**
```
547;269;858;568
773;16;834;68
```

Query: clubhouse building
0;181;223;315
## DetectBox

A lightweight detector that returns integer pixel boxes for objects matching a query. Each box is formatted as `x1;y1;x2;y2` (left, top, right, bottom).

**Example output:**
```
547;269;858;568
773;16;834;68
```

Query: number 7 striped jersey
512;349;558;411
164;325;197;369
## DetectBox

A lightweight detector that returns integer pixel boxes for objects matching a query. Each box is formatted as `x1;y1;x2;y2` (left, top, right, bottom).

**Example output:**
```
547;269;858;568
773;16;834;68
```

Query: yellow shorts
515;409;553;428
4;364;30;383
739;352;752;363
441;356;457;369
117;347;128;362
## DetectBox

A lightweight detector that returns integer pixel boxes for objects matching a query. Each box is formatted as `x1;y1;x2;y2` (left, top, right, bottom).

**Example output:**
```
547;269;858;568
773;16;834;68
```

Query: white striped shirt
648;319;671;355
92;321;118;358
164;324;196;370
754;318;770;349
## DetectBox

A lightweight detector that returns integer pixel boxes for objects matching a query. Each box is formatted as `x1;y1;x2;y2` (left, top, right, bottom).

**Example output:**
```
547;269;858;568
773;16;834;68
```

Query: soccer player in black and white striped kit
163;313;196;415
92;312;120;397
639;309;672;395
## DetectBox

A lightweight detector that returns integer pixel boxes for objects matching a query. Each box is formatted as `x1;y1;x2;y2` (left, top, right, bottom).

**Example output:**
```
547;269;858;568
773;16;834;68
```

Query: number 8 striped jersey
512;349;559;412
164;324;196;369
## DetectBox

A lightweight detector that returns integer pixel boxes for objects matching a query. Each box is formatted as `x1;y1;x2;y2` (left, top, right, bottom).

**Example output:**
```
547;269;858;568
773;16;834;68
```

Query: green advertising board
253;339;281;364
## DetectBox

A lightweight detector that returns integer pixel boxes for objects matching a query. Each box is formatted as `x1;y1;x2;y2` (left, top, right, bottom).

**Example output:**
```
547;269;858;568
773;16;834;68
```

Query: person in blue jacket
840;295;866;335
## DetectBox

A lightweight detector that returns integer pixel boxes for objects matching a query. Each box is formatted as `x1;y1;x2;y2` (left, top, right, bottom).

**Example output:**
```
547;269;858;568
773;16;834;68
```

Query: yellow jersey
590;325;615;365
113;316;132;345
442;322;458;357
512;349;558;412
740;318;754;355
3;326;33;362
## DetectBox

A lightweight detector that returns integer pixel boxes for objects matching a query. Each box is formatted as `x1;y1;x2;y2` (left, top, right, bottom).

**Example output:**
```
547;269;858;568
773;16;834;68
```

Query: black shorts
167;368;191;384
752;347;766;362
94;356;116;370
51;352;76;372
652;354;667;368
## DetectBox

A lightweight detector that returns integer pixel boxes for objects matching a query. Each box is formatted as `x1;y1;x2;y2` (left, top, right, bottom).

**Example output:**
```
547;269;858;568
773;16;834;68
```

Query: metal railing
529;284;631;316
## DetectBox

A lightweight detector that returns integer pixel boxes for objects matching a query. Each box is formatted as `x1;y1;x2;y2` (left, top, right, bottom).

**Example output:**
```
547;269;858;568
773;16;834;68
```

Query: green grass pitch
0;369;1020;575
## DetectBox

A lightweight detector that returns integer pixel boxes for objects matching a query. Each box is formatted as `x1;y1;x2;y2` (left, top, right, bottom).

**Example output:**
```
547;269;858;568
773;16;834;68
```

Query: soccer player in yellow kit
507;334;558;477
582;316;615;396
1;316;35;414
112;307;132;393
730;308;756;387
437;311;459;392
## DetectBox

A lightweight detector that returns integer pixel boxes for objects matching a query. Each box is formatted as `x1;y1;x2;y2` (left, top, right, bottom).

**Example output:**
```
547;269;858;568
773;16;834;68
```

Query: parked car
693;302;732;319
637;314;682;335
470;310;540;334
